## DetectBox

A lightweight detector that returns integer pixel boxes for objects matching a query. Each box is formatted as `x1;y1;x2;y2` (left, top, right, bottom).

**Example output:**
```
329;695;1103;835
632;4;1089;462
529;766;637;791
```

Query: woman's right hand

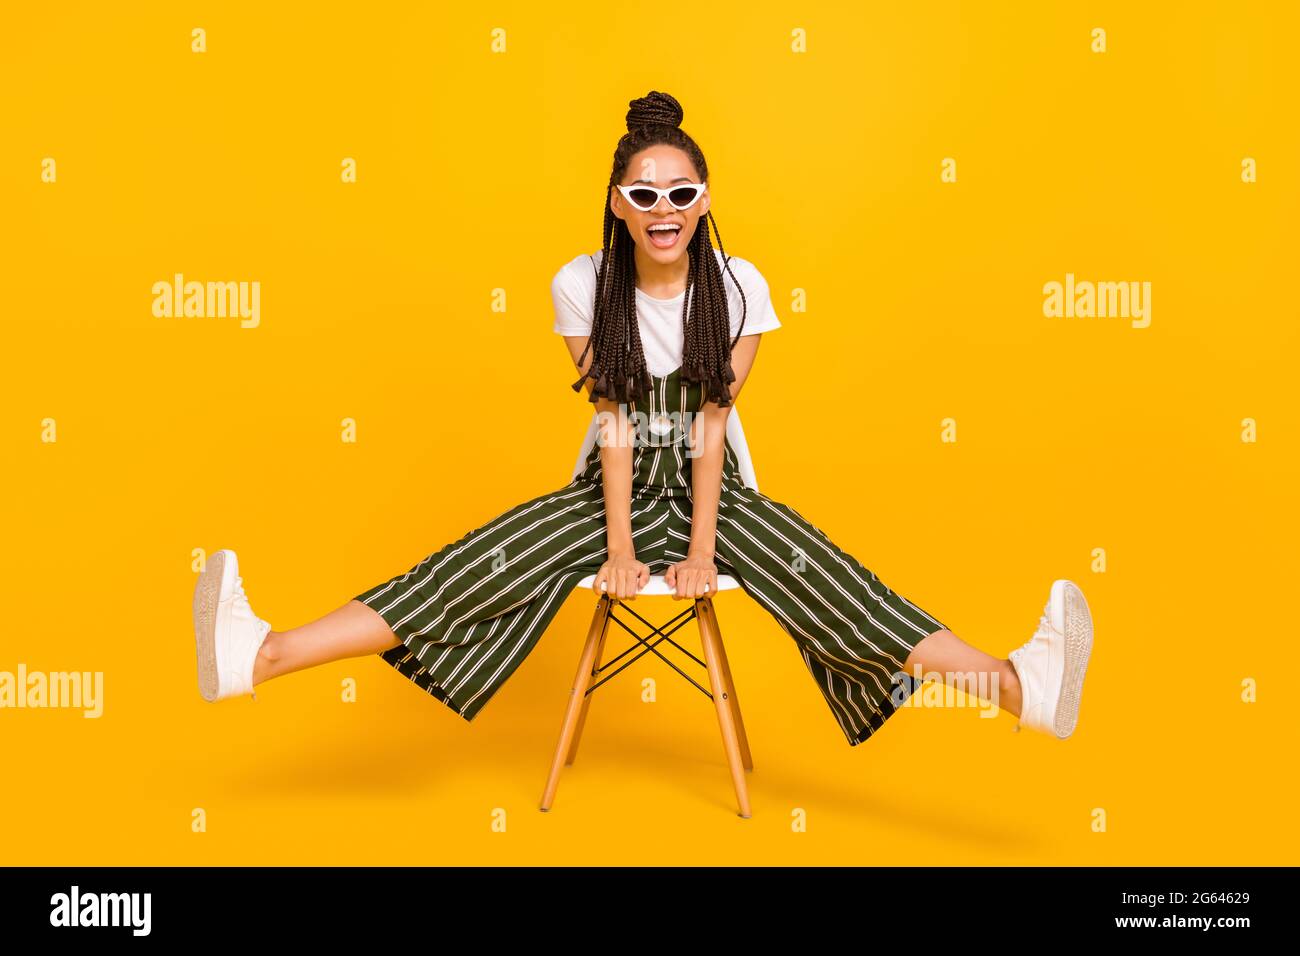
592;553;650;601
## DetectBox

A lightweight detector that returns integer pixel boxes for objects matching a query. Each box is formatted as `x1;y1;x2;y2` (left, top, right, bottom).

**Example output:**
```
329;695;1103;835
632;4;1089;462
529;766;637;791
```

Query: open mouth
646;221;683;249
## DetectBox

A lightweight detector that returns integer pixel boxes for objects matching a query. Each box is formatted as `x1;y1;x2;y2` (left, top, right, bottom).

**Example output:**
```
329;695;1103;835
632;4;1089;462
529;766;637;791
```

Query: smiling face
610;144;711;267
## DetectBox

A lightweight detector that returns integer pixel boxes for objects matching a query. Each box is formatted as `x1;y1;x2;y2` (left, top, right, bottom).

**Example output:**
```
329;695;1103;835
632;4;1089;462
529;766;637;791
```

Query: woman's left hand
665;553;719;600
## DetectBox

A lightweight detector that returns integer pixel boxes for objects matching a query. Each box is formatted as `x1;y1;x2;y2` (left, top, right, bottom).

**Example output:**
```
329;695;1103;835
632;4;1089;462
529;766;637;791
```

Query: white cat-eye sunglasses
615;181;708;212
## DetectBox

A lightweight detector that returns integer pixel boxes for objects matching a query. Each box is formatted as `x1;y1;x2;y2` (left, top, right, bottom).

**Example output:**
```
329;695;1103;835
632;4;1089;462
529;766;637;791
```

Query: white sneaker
193;549;272;702
1009;579;1093;738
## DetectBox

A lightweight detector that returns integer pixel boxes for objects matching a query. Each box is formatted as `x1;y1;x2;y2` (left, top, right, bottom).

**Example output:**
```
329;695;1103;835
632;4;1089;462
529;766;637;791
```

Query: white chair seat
575;572;741;596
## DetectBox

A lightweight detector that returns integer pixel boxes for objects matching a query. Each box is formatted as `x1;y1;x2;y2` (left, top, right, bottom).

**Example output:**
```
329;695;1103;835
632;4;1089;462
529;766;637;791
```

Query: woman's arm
666;333;763;600
562;335;650;600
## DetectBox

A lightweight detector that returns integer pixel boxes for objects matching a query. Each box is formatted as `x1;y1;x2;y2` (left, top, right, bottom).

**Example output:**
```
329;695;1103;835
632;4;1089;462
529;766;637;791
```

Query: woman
192;91;1094;746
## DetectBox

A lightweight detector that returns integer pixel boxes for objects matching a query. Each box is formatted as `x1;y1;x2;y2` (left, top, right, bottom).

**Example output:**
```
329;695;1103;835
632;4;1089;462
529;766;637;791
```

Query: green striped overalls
353;367;948;746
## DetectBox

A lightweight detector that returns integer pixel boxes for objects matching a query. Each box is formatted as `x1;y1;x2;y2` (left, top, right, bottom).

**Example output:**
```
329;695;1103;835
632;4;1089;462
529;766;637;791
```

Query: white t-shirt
551;248;782;377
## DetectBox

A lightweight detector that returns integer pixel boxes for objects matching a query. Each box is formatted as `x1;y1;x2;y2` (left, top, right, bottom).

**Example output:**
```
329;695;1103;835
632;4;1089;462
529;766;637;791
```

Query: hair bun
625;91;684;132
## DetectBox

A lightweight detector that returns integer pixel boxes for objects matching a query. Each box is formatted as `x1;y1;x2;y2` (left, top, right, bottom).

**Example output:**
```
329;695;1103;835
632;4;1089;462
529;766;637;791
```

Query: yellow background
2;1;1296;865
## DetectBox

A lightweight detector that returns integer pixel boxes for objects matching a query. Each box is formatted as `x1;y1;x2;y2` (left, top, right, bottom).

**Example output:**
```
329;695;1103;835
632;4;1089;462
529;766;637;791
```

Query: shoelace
1034;600;1053;641
1012;599;1053;733
1013;600;1053;657
231;573;261;702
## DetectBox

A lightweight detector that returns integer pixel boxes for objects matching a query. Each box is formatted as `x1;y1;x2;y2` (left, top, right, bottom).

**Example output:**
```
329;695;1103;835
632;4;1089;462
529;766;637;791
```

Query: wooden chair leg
566;601;612;765
540;594;612;812
695;596;753;819
699;597;753;772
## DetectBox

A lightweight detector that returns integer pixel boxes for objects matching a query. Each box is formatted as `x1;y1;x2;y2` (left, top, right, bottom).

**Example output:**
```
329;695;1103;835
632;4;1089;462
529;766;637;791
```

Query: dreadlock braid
570;90;748;408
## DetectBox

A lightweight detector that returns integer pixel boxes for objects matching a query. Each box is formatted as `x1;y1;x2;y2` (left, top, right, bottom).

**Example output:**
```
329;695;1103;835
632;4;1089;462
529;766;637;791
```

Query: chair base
539;589;754;818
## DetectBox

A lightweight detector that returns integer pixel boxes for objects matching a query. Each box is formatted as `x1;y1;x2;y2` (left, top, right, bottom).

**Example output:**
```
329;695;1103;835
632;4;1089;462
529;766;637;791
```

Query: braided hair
570;90;748;408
